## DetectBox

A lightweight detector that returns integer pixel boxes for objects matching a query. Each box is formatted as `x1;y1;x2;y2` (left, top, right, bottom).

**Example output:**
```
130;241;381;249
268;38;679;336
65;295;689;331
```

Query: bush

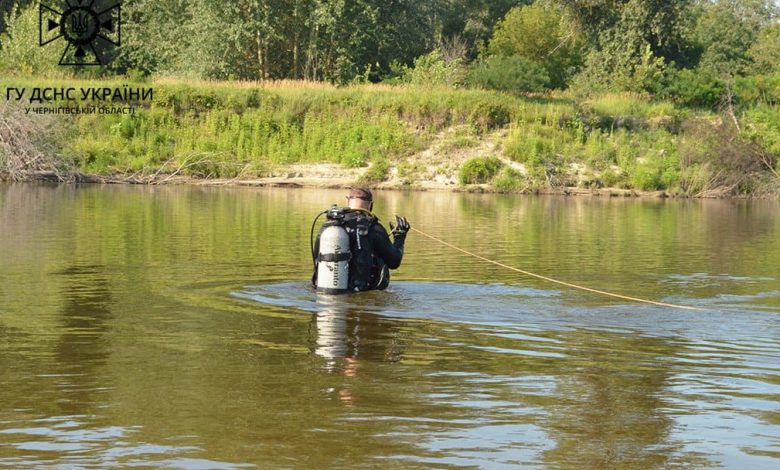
0;100;71;180
468;101;512;131
678;118;774;196
742;105;780;173
458;156;504;184
631;163;664;190
358;158;390;184
734;74;780;107
467;55;549;93
572;44;666;95
599;168;625;188
657;68;726;108
492;166;523;191
400;49;466;87
747;24;780;76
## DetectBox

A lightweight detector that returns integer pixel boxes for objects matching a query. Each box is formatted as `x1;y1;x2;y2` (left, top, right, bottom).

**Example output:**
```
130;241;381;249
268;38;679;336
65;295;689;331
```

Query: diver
311;187;410;293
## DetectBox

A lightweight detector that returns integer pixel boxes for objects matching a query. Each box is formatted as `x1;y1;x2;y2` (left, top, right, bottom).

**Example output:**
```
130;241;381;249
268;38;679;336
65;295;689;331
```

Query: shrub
467;100;512;131
631;163;664;191
657;68;726;109
458;156;504;184
358;158;390;184
747;24;780;76
467;55;549;93
571;44;666;95
734;74;780;107
630;148;681;192
599;168;625;188
678;118;774;196
492;166;523;191
741;105;780;174
438;126;478;152
0;100;71;180
400;49;466;87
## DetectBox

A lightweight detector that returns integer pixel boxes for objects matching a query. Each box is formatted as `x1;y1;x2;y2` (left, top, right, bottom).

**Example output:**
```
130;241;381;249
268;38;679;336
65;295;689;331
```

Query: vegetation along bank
2;77;778;197
1;0;779;196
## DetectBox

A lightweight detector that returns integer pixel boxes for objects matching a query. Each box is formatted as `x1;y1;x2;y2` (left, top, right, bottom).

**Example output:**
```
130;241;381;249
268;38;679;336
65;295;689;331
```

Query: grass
2;76;777;195
438;125;479;152
6;77;519;177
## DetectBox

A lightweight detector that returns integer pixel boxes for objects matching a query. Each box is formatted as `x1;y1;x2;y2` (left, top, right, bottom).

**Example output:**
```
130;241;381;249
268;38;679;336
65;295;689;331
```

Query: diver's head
347;187;373;211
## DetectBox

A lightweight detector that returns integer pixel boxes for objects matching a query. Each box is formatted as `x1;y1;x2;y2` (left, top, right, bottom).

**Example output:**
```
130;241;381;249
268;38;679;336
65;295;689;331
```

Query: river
1;184;779;468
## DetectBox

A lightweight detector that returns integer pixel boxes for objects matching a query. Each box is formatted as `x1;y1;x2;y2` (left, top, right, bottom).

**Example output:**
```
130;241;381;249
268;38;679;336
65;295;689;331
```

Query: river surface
1;184;779;469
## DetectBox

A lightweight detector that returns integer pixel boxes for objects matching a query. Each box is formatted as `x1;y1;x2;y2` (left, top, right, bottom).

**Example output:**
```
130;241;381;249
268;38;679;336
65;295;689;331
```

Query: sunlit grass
4;75;770;195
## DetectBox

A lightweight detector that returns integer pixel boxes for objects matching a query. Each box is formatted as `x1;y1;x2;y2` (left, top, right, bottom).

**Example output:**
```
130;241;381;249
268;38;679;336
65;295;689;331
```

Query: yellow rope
410;227;703;311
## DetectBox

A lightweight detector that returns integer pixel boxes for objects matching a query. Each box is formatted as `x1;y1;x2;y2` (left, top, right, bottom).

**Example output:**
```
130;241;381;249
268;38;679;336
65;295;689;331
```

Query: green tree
558;0;694;92
437;0;530;58
118;0;208;77
0;2;61;75
746;23;780;75
694;0;779;78
559;0;694;59
487;1;584;88
0;0;32;33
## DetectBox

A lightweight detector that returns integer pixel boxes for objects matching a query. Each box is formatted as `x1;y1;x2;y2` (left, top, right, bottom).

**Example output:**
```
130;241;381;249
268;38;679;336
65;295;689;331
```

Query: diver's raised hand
390;216;410;237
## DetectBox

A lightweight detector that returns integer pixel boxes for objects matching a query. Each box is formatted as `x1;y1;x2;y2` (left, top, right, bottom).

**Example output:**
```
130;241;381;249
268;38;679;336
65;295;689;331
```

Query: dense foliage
1;1;779;194
2;1;778;97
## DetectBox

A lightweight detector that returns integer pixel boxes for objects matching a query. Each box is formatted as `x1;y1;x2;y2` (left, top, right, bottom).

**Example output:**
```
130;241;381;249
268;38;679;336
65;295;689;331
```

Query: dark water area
1;184;779;468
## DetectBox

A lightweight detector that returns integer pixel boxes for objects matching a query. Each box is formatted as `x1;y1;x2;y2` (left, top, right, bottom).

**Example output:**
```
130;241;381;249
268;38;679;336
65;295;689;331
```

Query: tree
556;0;695;92
437;0;530;58
487;1;584;88
694;0;779;78
6;0;552;84
0;0;33;34
747;23;780;75
0;2;61;75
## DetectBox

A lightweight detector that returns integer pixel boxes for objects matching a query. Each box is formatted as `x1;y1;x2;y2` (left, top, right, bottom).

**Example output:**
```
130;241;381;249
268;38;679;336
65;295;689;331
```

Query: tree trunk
293;35;299;79
255;30;264;82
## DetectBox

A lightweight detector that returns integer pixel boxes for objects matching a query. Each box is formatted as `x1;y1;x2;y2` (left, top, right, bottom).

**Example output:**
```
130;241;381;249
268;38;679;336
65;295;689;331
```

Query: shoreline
13;169;774;199
3;79;778;200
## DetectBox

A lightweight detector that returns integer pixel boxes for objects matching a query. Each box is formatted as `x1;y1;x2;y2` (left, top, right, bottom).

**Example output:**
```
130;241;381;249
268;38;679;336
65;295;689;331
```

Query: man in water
312;187;410;291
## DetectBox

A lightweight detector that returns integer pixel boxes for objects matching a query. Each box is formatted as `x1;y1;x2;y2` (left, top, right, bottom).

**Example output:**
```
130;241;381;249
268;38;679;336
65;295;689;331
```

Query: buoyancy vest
341;210;388;291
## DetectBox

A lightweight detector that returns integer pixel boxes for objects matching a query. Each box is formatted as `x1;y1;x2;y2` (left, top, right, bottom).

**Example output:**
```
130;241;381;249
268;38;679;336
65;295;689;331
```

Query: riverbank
14;167;735;199
2;77;778;197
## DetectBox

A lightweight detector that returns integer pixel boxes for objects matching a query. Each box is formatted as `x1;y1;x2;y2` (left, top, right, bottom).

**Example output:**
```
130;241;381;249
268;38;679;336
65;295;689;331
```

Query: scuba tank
312;205;352;294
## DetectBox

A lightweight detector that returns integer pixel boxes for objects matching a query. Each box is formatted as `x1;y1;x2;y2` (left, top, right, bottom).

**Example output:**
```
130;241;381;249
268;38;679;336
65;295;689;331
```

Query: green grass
2;76;777;195
5;77;523;177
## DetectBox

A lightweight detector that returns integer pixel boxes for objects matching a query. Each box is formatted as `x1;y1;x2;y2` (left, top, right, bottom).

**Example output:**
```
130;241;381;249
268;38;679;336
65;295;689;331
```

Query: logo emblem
40;0;121;66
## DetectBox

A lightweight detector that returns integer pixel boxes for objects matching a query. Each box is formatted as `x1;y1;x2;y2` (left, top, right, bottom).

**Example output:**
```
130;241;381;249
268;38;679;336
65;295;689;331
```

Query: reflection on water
1;183;779;468
311;296;404;371
309;296;405;409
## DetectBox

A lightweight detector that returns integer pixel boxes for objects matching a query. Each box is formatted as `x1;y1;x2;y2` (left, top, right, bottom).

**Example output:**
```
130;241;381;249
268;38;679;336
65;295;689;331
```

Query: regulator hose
310;210;328;268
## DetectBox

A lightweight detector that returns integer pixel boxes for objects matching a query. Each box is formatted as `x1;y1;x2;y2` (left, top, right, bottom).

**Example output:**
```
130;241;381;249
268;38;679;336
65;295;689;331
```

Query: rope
410;227;703;311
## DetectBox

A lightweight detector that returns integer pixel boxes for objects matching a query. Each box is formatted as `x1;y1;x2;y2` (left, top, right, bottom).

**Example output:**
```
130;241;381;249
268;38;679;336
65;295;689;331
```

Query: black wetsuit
313;210;406;291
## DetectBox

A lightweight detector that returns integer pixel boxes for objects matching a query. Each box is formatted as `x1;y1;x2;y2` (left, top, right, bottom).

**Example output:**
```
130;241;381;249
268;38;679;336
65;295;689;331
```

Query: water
1;184;779;469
